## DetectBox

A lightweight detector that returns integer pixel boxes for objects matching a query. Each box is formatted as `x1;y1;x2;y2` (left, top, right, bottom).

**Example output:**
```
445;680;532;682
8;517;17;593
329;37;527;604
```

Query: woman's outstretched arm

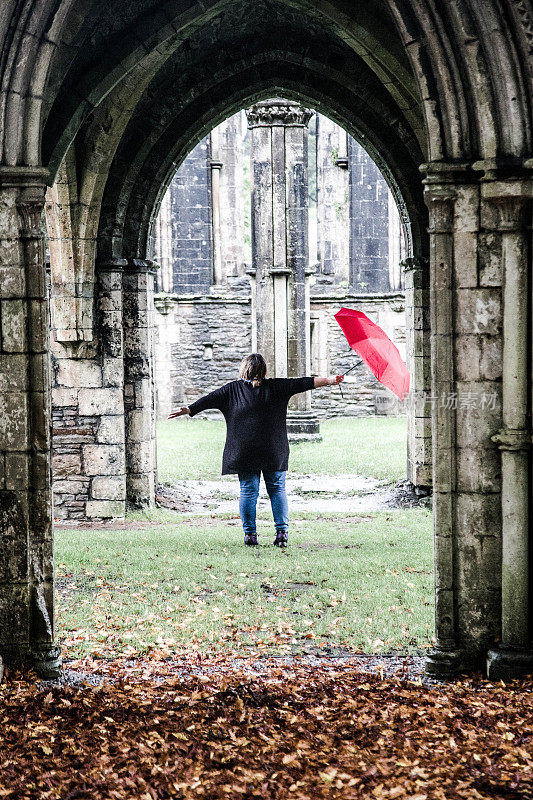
168;384;229;419
313;375;344;388
168;406;190;418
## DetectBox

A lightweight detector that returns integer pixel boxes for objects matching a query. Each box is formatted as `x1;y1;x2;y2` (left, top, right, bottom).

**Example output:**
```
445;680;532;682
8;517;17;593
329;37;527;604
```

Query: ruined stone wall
169;138;213;293
155;288;253;413
51;267;127;521
348;138;393;294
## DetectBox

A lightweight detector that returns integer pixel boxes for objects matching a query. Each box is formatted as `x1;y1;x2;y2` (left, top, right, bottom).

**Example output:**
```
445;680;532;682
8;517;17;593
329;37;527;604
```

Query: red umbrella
334;307;410;401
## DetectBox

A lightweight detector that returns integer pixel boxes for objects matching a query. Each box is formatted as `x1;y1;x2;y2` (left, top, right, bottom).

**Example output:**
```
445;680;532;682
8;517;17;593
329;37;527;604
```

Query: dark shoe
273;530;288;548
244;533;258;546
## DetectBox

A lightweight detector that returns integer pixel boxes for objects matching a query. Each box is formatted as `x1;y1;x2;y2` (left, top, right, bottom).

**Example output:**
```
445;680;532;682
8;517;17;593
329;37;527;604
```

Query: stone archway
0;0;531;680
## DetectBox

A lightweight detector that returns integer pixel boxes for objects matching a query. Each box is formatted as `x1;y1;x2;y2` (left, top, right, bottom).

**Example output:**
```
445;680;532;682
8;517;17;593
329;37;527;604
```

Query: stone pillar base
31;646;62;679
0;644;62;679
424;647;463;678
287;412;321;443
486;647;533;681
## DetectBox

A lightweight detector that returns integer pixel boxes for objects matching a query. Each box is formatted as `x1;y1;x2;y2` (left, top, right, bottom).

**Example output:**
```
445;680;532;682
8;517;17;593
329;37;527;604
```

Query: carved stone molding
16;194;46;238
401;256;429;273
0;166;48;236
125;258;159;274
482;192;531;232
491;428;531;452
423;186;456;234
246;99;313;128
97;257;128;273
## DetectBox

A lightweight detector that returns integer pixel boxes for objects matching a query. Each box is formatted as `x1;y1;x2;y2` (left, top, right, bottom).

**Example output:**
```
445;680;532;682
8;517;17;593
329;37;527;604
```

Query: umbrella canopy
334;307;410;401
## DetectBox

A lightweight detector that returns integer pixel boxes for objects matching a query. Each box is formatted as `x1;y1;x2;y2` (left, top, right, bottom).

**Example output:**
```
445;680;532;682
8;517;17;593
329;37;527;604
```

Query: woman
168;354;343;547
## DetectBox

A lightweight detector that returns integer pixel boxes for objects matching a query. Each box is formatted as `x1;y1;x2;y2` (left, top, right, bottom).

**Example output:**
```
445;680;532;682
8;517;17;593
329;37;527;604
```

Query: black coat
188;377;314;474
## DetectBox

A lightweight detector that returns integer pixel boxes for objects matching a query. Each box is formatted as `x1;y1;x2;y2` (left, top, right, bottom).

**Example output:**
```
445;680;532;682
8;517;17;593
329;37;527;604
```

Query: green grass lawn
55;508;433;660
157;416;407;483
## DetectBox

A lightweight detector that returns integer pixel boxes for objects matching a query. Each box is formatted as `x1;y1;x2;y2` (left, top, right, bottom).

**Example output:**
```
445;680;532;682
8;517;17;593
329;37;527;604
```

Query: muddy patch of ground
156;474;430;516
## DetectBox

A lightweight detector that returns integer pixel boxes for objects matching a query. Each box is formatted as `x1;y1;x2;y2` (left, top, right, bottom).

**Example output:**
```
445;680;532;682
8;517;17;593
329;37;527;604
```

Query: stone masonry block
455;492;501;542
478;232;502;287
455;381;501;447
102;358;123;387
0;394;28;449
434;588;455;642
127;473;155;505
52;454;83;478
55;359;103;389
78;388;123;416
4;453;29;489
456;447;501;493
453;232;478;288
91;476;126;501
455;288;501;335
82;445;125;476
85;500;125;519
480;336;502;380
53;479;88;495
127;409;150;442
52;388;78;407
0;266;25;298
434;533;453;589
125;441;153;473
455;335;480;380
0;355;27;391
97;416;125;445
29;300;48;352
454;184;479;233
1;300;26;351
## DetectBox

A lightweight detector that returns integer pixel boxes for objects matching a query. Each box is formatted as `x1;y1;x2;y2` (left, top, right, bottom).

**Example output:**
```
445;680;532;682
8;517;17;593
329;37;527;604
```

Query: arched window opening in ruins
148;101;429;514
150;105;409;420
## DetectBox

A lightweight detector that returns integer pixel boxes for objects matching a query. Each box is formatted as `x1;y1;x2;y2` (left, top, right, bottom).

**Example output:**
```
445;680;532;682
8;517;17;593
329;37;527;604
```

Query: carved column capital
481;182;532;232
0;166;49;236
423;185;457;234
246;98;313;129
125;258;159;275
401;256;429;273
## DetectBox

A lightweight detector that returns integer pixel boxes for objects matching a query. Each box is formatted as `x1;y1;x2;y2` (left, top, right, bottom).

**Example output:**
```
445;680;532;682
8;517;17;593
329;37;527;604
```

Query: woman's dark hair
239;353;267;383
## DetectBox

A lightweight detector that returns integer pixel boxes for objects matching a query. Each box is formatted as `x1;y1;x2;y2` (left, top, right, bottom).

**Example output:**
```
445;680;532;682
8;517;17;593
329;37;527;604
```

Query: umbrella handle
341;358;363;377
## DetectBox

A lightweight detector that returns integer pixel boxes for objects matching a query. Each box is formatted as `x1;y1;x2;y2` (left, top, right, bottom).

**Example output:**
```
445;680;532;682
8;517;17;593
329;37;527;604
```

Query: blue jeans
238;470;289;536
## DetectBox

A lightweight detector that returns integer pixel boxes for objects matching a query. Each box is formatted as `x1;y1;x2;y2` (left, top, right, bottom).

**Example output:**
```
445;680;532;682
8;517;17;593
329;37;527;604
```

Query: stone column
246;99;320;441
123;259;157;507
210;126;224;286
423;180;461;678
87;259;127;518
152;191;173;293
0;166;60;677
217;113;246;278
485;177;533;679
423;165;506;677
403;257;432;491
316;115;349;285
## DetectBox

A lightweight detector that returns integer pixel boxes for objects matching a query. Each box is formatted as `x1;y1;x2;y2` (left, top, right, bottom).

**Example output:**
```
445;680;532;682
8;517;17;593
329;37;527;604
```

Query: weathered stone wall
51;264;127;520
169;138;213;294
155;290;252;412
348;138;393;293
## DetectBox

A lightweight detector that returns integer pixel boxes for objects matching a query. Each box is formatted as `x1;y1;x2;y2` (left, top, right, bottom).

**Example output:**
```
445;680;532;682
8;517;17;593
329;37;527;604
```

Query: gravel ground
41;651;443;690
